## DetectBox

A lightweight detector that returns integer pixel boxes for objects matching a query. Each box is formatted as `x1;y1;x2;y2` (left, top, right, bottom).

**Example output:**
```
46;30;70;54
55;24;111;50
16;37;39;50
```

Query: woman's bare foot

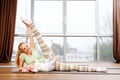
96;67;108;72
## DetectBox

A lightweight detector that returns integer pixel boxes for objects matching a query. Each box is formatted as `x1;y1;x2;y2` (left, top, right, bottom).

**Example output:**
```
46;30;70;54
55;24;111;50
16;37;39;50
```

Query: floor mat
12;70;120;75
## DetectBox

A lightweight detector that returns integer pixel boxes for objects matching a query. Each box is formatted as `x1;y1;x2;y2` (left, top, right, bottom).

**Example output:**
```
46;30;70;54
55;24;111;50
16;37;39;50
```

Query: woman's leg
30;24;107;72
30;24;55;59
30;23;65;71
55;63;107;72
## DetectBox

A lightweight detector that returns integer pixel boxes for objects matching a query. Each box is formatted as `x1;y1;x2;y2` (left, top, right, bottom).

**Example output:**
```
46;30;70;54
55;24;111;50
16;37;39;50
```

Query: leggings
30;24;107;72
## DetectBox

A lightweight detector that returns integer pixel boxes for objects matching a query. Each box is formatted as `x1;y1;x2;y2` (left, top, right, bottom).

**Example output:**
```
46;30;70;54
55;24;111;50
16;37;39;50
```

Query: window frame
13;0;113;62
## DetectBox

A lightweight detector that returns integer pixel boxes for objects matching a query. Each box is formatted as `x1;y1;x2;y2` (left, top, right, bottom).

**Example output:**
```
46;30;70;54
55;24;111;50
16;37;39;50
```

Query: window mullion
63;0;67;62
31;0;34;21
95;0;99;62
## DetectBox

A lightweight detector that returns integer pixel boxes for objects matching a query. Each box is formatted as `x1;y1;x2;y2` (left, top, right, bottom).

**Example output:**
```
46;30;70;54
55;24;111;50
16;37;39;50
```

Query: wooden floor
0;62;120;80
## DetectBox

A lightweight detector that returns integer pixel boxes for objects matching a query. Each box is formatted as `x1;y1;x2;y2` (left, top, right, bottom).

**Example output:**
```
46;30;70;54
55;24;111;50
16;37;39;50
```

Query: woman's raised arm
21;18;35;48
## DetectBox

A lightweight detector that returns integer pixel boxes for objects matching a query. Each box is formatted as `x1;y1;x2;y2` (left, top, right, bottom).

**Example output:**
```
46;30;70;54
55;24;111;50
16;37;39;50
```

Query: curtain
113;0;120;63
0;0;17;62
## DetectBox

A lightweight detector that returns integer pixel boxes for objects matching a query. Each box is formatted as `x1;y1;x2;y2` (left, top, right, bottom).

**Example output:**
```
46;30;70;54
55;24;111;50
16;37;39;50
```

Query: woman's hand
21;68;30;72
19;67;29;72
21;18;33;27
26;64;34;71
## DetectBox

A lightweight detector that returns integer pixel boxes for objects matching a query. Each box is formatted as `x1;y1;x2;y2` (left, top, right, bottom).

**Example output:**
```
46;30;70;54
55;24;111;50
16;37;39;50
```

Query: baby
24;56;58;72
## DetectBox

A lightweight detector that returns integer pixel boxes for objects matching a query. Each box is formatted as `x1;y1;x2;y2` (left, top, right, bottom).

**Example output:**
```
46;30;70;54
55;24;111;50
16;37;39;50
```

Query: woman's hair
15;42;26;67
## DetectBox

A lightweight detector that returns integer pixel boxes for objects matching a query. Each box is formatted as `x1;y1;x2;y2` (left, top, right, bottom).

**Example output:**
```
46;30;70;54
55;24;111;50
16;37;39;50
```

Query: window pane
98;0;113;34
28;37;64;61
15;0;31;34
44;37;64;58
99;37;114;62
34;1;63;33
67;1;95;34
66;37;96;62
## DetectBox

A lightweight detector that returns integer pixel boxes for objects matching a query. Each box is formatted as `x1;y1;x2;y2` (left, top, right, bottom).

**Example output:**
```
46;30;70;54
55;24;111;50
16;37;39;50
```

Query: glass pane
15;0;31;34
98;0;113;34
28;37;64;61
66;37;96;62
12;37;27;61
67;1;95;34
99;37;114;62
34;1;63;33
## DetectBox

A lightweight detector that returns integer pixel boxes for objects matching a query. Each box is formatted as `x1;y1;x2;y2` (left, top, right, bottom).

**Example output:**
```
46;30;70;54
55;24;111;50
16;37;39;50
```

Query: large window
12;0;114;62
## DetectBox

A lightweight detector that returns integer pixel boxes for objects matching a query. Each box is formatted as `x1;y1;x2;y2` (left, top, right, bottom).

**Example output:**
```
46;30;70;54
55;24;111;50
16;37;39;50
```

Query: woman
15;18;108;72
